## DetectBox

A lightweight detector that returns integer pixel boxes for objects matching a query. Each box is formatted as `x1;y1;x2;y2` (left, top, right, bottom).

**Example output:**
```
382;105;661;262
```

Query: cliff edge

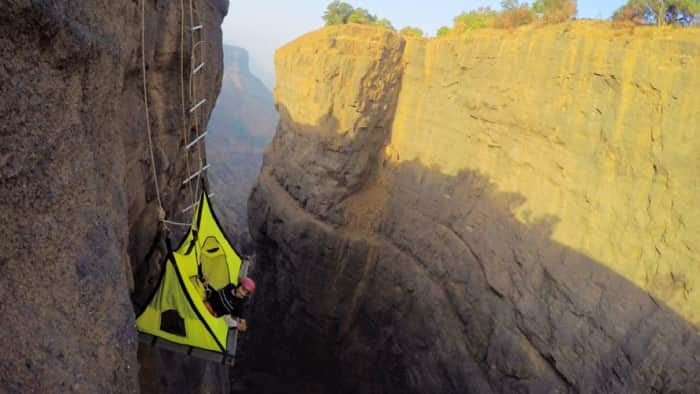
247;23;700;393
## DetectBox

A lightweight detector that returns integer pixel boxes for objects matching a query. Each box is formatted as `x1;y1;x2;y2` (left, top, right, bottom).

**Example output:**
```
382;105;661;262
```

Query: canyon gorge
1;3;699;393
243;22;700;393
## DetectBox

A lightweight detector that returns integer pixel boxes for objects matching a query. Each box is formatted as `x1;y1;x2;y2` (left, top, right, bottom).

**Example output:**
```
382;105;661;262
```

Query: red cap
240;277;256;294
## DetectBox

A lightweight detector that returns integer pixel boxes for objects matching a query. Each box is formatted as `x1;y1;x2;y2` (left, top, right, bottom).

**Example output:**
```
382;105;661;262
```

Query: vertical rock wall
0;0;228;392
247;23;700;393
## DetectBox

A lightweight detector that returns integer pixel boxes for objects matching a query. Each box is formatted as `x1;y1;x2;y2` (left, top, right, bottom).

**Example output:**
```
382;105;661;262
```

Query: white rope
141;0;165;216
163;219;193;227
140;0;203;228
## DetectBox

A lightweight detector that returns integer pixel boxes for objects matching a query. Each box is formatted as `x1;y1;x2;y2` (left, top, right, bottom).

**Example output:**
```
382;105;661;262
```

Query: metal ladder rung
192;62;205;75
192;24;203;31
182;164;210;185
185;131;208;149
181;193;216;214
189;99;206;113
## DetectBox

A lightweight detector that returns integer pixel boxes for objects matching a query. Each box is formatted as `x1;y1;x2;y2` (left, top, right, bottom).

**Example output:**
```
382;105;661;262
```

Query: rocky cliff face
246;23;700;393
0;1;228;392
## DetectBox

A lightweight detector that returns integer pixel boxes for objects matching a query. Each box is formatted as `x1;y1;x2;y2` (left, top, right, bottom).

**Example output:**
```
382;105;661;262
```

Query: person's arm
223;315;238;328
233;297;249;319
232;297;250;331
222;315;247;331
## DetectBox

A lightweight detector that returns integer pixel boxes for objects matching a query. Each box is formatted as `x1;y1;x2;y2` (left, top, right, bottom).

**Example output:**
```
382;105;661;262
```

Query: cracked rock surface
245;23;700;393
1;1;228;392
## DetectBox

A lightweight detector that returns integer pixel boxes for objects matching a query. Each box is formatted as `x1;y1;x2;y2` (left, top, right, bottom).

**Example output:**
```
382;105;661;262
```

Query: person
202;276;255;332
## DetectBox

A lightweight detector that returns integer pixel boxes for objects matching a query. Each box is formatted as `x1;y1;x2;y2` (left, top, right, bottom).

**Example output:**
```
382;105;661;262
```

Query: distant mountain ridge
248;56;275;91
212;45;277;148
207;45;277;251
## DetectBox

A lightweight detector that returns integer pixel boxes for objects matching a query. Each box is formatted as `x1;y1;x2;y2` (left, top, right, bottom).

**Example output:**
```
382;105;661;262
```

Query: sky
222;1;628;88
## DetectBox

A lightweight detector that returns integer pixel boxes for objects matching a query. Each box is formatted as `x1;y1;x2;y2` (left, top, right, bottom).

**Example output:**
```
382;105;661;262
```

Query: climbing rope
163;219;193;228
141;0;166;227
141;0;212;232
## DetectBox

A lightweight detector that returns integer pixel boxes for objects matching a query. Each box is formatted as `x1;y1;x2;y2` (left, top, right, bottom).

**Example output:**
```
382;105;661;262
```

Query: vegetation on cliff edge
323;1;394;30
323;0;698;41
399;26;424;37
613;0;699;26
437;0;577;36
322;1;424;36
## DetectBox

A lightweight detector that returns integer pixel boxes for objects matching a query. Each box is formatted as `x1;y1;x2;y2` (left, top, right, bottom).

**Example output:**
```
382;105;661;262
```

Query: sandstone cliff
0;1;228;392
247;23;700;393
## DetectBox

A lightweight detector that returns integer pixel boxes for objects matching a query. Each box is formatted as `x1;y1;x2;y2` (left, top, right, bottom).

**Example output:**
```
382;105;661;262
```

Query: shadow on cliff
239;106;699;394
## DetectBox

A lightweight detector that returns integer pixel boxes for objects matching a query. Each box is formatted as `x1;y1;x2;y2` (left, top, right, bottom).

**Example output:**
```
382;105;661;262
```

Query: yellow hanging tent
136;188;243;365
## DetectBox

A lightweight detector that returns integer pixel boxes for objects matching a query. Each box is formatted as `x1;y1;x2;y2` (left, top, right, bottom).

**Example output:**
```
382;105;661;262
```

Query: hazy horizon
223;1;627;89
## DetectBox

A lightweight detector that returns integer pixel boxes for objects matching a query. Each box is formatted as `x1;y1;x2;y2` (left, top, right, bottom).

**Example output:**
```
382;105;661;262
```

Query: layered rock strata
247;23;700;393
0;1;228;392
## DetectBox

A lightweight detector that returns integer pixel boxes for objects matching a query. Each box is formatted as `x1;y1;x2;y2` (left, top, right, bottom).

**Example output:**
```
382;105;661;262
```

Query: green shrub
438;0;578;36
494;4;535;28
376;18;395;30
532;0;578;23
436;26;453;37
322;1;396;30
323;1;354;25
453;7;498;32
399;26;424;37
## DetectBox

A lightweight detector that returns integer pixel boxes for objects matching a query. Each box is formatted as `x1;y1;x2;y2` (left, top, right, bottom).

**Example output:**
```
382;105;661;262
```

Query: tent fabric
136;187;242;359
176;188;242;287
136;251;228;352
200;236;231;291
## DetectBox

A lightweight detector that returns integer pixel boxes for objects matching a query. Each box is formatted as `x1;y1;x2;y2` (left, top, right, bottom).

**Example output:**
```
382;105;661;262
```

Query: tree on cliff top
494;1;535;28
322;1;395;30
437;0;577;37
323;1;354;24
347;7;376;24
399;26;424;37
613;0;699;26
436;26;453;37
376;18;395;30
449;7;498;34
532;0;578;23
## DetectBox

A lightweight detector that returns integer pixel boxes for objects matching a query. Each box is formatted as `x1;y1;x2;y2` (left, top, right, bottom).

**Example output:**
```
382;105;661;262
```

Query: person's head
235;277;256;298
